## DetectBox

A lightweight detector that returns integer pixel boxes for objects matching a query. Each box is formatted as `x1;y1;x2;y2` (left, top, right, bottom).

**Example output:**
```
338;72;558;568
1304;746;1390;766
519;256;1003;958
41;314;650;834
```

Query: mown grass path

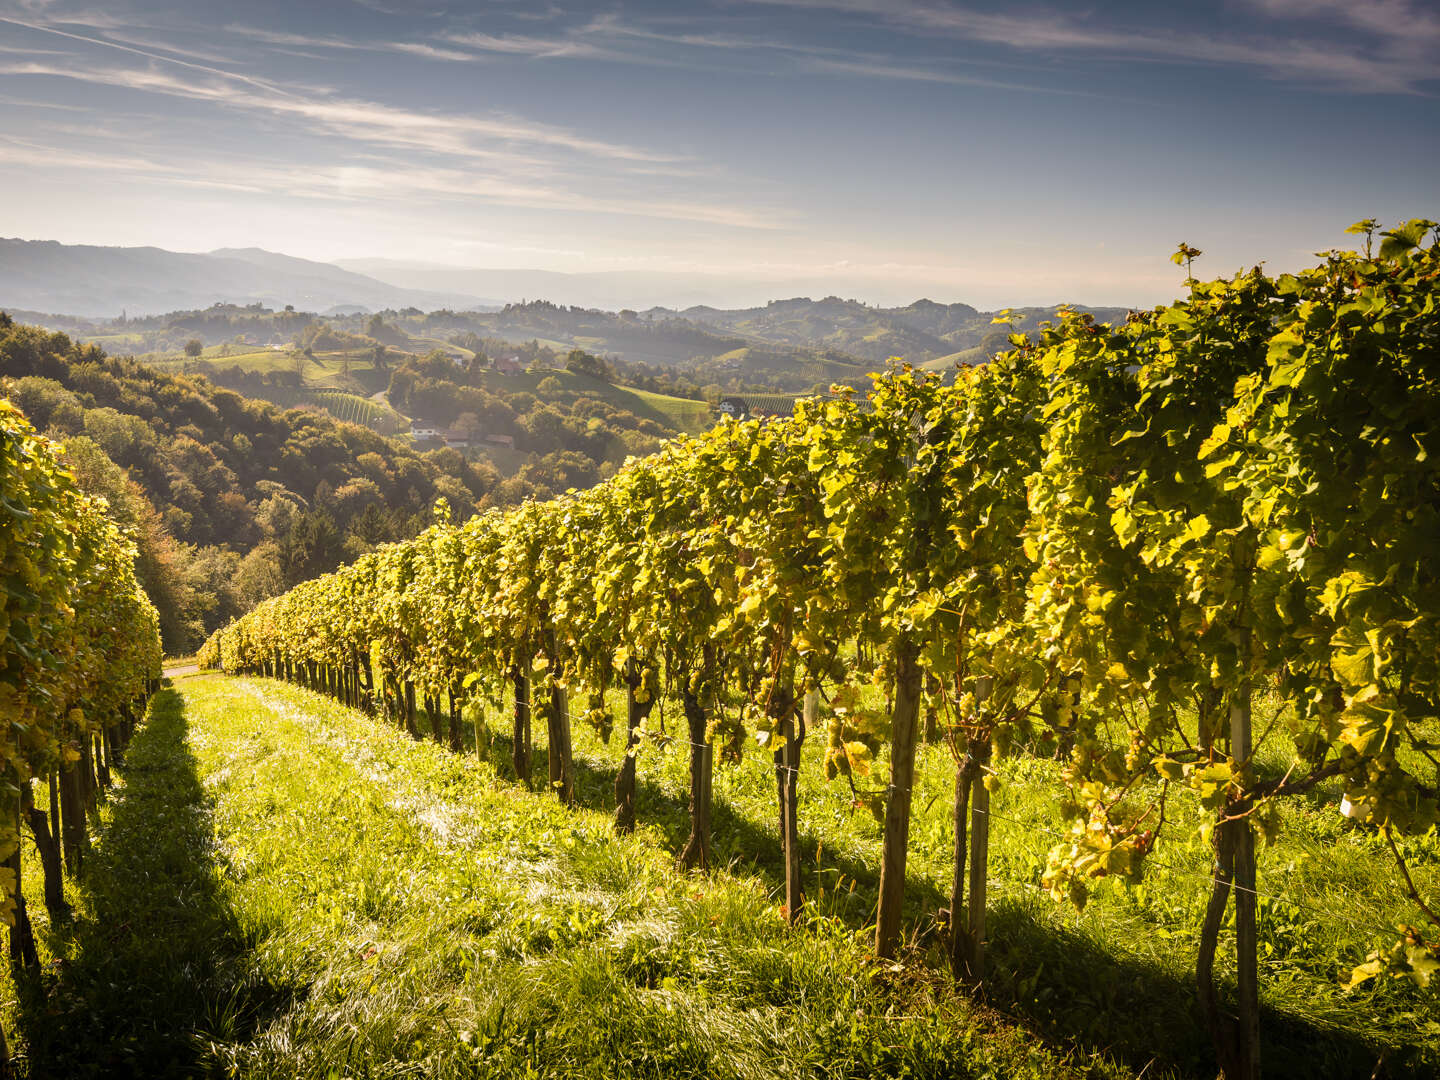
4;676;1088;1079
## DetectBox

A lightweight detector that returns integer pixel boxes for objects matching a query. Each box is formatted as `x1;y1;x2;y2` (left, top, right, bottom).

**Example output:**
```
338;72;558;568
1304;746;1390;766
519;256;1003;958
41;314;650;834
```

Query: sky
0;0;1437;307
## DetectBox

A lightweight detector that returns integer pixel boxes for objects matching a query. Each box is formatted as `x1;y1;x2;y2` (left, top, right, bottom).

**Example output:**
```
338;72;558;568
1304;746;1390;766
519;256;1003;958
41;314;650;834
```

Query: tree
451;412;484;442
184;338;203;359
565;349;610;381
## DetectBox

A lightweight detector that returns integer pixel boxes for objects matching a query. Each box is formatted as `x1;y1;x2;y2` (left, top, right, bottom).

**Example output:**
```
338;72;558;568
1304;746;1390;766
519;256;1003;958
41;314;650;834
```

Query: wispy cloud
581;14;823;54
464;13;1085;93
0;14;300;96
0;58;677;164
0;41;67;54
1246;0;1440;46
441;30;605;59
736;0;1439;92
0;92;88;109
0;135;781;228
797;55;1099;96
224;24;475;62
388;42;473;61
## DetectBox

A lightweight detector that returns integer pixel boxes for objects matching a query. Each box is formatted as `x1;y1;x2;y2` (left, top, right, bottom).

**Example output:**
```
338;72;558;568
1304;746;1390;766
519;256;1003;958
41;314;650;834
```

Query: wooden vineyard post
615;663;655;834
1231;659;1259;1080
771;685;804;924
425;693;443;745
678;681;714;870
876;643;922;959
22;783;69;921
548;675;574;805
448;683;464;753
963;675;993;984
949;749;976;978
512;666;531;789
7;802;38;972
404;681;418;739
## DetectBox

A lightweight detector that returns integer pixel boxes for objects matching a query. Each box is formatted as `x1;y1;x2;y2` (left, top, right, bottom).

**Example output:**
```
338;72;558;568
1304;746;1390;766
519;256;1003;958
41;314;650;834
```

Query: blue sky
0;0;1436;306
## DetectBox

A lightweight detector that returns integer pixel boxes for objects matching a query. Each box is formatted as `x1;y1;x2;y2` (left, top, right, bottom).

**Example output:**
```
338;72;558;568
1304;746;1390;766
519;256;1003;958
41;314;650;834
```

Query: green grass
143;347;298;372
918;347;984;372
0;678;1085;1078
549;682;1438;1080
81;332;148;349
143;349;391;394
625;388;712;434
474;368;708;434
3;676;1433;1078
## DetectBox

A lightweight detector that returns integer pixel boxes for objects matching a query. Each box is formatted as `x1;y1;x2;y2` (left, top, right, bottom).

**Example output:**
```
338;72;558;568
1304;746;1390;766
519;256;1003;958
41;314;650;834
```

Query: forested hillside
0;314;500;652
22;293;1120;396
674;296;1132;367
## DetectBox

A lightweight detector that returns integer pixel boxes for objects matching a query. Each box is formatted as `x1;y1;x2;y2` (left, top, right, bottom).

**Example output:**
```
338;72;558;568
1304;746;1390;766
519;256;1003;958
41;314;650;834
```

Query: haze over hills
334;258;979;312
3;240;1134;375
0;239;493;317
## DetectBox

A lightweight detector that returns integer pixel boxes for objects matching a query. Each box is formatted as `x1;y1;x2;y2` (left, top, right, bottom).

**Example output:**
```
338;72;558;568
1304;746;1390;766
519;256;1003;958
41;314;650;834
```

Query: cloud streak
0;135;782;228
441;30;606;59
736;0;1440;92
0;13;299;96
0;58;677;164
224;24;475;62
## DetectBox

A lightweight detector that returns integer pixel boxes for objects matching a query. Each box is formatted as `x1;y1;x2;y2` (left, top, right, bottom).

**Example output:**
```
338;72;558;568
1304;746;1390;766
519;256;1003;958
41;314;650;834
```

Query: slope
0;239;484;317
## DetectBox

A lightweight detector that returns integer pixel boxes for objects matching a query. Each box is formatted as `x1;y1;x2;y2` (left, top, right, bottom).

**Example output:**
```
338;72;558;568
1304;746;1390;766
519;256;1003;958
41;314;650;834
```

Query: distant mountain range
479;297;1131;373
0;239;493;317
0;240;1133;367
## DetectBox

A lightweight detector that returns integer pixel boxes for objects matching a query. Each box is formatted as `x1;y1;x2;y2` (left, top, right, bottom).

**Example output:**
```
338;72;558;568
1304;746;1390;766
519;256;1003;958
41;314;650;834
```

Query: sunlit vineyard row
204;225;1440;1079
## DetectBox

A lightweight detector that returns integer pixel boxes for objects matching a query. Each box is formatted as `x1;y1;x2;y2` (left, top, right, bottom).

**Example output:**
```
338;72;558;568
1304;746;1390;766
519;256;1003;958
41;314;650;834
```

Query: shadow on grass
14;686;295;1078
494;732;1410;1079
527;736;950;937
321;692;1421;1080
981;900;1425;1080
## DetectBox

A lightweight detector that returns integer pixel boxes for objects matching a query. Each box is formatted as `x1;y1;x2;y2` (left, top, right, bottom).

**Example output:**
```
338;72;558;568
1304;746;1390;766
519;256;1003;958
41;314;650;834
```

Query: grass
484;680;1440;1079
625;388;712;434
2;674;1433;1077
0;676;1091;1079
473;368;710;435
919;347;985;372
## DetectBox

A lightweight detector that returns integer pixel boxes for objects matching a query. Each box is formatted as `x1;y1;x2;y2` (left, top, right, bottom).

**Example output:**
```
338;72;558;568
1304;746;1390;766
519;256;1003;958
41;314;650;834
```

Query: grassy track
3;675;1433;1077
1;676;1085;1078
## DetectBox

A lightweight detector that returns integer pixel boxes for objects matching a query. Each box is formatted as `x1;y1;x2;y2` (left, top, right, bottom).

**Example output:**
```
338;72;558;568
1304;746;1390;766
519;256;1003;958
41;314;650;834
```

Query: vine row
203;222;1440;1080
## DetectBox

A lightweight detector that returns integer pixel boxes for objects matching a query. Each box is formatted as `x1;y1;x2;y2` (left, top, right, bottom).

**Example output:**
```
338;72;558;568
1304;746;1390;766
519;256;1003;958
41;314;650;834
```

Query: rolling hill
0;238;488;317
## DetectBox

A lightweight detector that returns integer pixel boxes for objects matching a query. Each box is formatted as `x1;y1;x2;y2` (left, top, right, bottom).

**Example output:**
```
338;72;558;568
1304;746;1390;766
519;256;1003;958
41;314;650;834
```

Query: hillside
72;664;1416;1080
9;255;1138;387
0;314;500;651
673;296;1134;366
0;239;487;317
0;312;717;650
